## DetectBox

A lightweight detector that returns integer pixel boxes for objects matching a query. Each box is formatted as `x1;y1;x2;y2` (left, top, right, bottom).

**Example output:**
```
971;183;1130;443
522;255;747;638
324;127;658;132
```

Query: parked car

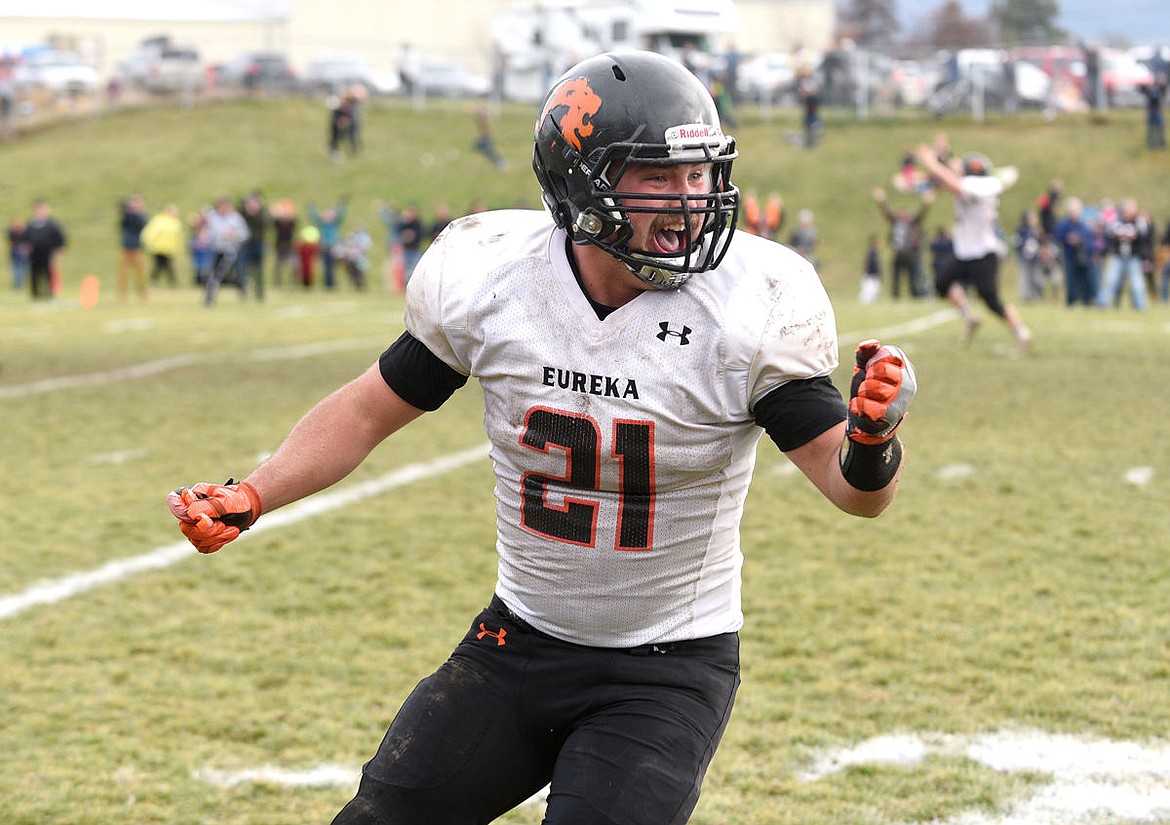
1009;45;1086;91
13;50;100;97
303;54;400;96
927;49;1052;115
218;51;298;93
117;36;204;94
1009;45;1152;109
1100;48;1154;107
891;59;940;108
407;57;490;98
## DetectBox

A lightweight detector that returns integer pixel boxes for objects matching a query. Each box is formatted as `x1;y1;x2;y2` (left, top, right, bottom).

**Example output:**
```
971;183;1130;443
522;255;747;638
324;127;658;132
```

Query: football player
916;139;1033;355
168;50;916;824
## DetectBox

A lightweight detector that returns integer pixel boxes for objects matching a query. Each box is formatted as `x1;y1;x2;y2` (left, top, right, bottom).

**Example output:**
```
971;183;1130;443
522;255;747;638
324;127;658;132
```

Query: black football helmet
532;50;739;289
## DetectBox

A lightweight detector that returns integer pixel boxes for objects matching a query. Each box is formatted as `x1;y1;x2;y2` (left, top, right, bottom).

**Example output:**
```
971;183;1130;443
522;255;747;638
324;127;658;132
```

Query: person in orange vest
740;190;783;240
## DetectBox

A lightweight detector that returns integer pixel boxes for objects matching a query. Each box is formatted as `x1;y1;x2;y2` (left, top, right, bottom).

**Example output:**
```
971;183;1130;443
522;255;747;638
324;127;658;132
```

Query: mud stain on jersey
791;309;837;352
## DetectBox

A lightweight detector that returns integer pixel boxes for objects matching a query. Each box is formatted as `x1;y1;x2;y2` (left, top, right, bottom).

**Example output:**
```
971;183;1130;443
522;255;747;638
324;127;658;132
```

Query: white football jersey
405;210;839;646
951;175;1005;261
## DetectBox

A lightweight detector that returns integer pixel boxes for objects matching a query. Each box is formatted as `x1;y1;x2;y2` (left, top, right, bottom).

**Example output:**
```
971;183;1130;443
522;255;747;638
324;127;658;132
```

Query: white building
0;0;835;86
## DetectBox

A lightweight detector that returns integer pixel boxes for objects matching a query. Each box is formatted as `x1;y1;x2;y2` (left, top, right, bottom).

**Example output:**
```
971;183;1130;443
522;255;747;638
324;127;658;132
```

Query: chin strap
632;262;692;290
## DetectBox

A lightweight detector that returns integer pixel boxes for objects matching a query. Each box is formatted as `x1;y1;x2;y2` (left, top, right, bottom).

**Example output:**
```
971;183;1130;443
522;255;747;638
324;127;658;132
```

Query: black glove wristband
840;435;902;492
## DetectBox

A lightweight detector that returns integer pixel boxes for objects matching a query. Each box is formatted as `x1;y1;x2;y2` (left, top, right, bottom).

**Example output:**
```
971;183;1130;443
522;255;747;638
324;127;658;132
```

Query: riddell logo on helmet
541;77;602;152
665;123;723;144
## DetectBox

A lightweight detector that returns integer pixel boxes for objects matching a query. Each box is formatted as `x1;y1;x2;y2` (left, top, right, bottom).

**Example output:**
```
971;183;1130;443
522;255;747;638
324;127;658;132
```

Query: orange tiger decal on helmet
540;77;602;152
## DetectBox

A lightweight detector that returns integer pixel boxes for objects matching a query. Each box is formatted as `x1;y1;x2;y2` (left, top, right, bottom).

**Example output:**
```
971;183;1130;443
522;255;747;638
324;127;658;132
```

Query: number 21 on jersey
519;406;655;551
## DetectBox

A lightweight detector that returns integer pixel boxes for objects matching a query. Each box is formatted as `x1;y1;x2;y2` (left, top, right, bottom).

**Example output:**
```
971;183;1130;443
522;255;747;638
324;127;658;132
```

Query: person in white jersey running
168;50;917;824
916;139;1033;355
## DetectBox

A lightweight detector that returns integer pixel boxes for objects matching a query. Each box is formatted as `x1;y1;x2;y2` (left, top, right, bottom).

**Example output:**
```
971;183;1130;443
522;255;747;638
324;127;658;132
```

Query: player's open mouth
651;220;692;254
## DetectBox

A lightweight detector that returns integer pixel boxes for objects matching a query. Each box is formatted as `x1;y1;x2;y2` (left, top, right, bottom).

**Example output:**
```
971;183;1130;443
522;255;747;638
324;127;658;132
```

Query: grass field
1;96;1169;824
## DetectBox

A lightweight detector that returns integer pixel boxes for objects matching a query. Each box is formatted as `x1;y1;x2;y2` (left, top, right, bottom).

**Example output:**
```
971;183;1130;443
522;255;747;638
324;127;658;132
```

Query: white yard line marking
936;463;977;480
1123;466;1155;486
103;317;156;334
200;726;1170;819
839;308;956;346
248;336;387;362
1088;319;1147;335
800;729;1170;824
197;764;359;790
195;762;550;809
0;354;206;400
0;444;490;622
0;337;387;400
90;447;150;465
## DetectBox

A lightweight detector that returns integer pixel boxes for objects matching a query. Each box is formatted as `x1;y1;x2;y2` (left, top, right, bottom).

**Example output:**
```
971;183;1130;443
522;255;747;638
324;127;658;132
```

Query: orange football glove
847;339;917;446
167;479;263;554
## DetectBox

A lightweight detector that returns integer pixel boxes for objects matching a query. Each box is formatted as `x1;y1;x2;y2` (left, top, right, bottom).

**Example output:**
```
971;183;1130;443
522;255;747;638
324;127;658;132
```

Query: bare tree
925;1;994;49
838;0;901;47
989;0;1065;46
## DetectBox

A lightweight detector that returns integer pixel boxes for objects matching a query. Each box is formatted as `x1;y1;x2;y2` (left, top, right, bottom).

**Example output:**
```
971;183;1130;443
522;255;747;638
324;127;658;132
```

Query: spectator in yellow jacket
140;204;184;287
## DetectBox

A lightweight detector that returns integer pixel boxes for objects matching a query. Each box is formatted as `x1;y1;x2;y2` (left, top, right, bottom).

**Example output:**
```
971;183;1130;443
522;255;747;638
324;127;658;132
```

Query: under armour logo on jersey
657;322;692;345
476;623;507;647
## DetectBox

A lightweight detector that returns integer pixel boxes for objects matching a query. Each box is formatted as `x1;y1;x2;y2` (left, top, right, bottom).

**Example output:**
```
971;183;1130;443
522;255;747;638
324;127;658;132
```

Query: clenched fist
167;479;263;554
846;339;916;446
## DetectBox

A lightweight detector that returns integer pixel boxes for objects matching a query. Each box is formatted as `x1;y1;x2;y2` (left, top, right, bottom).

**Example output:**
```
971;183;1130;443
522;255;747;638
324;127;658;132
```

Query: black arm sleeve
839;436;903;492
753;375;847;453
377;331;469;412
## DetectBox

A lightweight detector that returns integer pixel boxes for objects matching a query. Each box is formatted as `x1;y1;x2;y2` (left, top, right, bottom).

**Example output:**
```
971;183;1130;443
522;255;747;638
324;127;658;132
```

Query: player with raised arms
168;50;916;823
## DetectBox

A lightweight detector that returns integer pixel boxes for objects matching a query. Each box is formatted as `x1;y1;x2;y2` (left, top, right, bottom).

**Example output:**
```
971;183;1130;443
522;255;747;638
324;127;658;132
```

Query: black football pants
331;595;740;825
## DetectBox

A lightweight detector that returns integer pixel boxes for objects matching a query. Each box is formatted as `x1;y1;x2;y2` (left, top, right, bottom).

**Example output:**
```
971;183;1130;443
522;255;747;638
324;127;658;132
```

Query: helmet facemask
574;135;739;289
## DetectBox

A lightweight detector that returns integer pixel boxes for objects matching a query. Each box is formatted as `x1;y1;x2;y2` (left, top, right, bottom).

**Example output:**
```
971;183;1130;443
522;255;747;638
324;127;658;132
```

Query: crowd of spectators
1012;181;1168;309
6;193;486;303
6;173;1169;313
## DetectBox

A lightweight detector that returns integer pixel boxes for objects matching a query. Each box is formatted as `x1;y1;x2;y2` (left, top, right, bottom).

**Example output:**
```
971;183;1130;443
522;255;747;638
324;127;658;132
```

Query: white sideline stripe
0;336;387;400
195;763;550;808
198;764;358;790
89;447;150;465
248;336;388;362
0;444;490;622
0;354;206;400
936;462;977;480
103;317;156;334
799;729;1170;824
1124;466;1155;486
840;308;955;345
